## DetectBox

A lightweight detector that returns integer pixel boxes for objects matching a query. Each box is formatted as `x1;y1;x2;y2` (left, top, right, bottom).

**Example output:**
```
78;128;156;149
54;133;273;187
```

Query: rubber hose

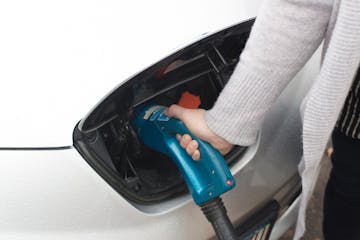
200;197;237;240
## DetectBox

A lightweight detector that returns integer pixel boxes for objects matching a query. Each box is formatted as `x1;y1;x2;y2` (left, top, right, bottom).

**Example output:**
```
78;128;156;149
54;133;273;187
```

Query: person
165;0;360;239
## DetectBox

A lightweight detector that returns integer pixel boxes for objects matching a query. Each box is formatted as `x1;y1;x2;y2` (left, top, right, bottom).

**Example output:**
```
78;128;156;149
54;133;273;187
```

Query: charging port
73;19;254;205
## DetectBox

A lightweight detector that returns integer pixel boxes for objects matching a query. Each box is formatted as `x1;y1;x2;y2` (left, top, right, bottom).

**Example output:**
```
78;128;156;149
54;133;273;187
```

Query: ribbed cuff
204;63;289;146
205;111;258;146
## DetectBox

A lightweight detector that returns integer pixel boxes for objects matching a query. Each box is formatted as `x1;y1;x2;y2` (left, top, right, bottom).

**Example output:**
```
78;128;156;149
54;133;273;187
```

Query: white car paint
0;1;322;239
0;0;262;147
0;50;321;238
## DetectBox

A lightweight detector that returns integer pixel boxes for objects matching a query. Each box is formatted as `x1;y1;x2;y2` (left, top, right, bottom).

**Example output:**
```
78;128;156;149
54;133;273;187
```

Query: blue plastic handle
134;105;235;205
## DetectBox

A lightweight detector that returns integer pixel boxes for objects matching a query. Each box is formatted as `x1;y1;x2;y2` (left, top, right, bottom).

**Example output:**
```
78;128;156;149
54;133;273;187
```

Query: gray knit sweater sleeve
205;0;333;146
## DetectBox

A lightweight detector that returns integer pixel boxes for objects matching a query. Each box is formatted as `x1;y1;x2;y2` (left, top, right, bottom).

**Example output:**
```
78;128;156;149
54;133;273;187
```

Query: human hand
165;104;233;160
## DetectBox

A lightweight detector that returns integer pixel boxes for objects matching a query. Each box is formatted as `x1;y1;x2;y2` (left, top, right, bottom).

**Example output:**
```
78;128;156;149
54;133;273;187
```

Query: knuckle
186;146;193;154
191;140;198;148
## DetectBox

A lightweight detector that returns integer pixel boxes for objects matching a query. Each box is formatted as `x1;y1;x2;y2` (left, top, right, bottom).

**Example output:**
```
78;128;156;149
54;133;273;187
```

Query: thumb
165;104;186;120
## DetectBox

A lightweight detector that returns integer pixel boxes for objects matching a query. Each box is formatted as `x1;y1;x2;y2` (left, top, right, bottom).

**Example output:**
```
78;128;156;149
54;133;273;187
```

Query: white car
0;1;320;239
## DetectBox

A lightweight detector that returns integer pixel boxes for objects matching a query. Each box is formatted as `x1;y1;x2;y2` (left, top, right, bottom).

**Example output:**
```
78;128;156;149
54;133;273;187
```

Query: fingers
177;134;201;161
165;104;185;120
192;150;200;161
186;140;198;156
179;134;191;148
167;105;202;160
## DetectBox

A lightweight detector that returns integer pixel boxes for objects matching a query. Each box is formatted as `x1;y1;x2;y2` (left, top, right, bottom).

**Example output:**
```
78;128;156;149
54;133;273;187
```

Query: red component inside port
177;91;201;109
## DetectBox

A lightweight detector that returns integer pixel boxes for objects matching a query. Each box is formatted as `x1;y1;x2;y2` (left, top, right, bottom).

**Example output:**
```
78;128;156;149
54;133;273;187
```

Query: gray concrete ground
280;154;332;240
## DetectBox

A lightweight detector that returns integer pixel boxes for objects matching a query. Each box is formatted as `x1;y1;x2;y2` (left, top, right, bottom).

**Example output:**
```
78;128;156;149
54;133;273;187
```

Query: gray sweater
205;0;360;239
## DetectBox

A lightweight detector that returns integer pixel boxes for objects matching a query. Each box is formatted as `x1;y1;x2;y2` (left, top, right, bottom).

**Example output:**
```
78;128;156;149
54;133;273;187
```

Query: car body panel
0;1;322;239
0;0;262;147
0;49;320;239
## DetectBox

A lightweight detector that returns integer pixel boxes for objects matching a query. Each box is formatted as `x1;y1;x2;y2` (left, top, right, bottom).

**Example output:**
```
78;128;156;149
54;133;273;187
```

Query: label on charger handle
133;105;235;205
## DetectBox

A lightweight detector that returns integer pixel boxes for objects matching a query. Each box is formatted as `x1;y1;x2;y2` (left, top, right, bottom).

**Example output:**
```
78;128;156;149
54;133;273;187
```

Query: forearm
205;0;333;146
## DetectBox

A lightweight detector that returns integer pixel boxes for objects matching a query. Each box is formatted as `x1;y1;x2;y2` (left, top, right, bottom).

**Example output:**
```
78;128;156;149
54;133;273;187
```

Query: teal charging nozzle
133;105;235;205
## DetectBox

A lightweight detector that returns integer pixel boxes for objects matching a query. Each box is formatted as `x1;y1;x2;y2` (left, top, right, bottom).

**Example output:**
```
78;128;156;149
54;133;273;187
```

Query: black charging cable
200;197;238;240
